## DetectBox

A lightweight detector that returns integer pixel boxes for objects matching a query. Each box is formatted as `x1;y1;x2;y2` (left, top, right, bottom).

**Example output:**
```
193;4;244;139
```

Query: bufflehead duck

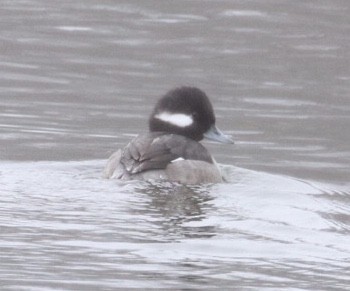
103;86;233;184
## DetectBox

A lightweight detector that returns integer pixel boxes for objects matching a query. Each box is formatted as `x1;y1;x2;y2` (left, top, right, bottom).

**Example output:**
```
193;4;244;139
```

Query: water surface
1;0;349;290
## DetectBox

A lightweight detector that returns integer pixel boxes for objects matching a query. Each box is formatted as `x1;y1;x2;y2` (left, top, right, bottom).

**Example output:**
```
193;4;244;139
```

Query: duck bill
203;125;234;144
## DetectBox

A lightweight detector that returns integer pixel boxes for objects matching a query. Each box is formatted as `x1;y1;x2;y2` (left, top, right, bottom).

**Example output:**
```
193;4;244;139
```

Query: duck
103;86;233;184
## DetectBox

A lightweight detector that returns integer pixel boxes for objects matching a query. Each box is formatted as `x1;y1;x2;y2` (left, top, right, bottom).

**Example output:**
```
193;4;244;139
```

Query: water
1;0;349;290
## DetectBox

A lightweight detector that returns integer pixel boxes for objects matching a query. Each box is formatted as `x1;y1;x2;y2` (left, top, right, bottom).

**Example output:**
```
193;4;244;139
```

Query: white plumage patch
154;111;193;127
171;157;185;163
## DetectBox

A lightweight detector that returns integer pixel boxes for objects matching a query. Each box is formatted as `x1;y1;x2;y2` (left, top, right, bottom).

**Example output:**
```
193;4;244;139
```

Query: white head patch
154;111;193;127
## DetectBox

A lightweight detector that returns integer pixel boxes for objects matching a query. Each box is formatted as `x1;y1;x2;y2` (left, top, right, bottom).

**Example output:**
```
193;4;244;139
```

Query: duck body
103;87;233;184
103;132;223;183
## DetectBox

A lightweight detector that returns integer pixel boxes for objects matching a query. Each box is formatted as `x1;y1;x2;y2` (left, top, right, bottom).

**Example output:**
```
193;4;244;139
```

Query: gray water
1;0;349;290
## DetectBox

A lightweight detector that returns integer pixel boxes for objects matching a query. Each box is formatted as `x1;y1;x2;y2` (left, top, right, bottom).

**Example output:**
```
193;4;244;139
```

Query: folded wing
120;132;213;175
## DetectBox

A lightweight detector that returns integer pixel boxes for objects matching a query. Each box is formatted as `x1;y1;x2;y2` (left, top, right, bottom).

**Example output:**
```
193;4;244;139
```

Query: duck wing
120;132;213;175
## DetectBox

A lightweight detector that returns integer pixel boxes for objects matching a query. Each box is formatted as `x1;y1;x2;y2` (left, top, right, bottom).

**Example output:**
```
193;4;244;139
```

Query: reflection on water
0;0;349;289
134;182;217;239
